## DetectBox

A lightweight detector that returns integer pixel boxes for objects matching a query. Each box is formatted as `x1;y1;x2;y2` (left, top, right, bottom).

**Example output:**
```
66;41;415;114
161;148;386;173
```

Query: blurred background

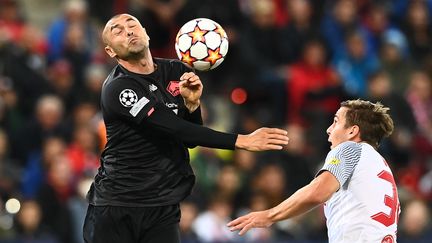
0;0;431;242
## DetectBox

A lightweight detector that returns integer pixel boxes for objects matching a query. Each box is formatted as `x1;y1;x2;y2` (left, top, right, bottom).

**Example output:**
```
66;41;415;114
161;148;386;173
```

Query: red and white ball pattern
175;18;229;71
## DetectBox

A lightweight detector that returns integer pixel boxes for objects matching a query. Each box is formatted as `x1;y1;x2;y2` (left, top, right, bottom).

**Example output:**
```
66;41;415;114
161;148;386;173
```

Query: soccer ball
175;18;229;71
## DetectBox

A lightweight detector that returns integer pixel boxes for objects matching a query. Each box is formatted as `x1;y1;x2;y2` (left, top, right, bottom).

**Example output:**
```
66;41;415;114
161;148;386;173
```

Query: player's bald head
102;14;141;45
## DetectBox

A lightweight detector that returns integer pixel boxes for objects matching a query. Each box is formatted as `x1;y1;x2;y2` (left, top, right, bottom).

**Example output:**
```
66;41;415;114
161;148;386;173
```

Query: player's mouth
128;37;139;44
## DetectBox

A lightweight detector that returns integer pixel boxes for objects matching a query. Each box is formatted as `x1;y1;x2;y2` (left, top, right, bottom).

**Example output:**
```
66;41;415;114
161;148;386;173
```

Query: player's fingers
187;75;200;82
189;84;201;90
185;79;201;88
229;220;250;232
268;128;288;135
266;139;288;147
180;72;194;80
182;72;195;79
268;134;290;142
178;80;188;88
262;144;283;150
227;217;245;227
238;223;254;236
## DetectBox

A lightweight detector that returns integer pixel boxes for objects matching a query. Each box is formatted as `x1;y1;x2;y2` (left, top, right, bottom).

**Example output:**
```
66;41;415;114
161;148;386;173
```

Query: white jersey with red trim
319;141;400;243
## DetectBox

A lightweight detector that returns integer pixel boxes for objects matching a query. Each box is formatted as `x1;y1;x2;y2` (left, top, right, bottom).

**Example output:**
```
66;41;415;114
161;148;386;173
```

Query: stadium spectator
367;70;417;168
398;199;432;242
379;29;413;94
332;30;380;97
401;0;432;65
405;70;432;156
179;201;200;243
13;199;59;243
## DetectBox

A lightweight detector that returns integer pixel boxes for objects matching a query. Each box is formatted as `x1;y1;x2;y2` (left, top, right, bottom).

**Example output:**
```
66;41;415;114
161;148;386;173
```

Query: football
175;18;229;71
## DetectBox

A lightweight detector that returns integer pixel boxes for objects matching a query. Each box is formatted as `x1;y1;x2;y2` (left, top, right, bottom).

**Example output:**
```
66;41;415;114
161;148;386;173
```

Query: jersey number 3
371;170;399;227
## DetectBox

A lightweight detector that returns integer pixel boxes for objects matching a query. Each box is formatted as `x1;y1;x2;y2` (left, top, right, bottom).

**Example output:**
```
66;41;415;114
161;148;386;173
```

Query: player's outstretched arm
227;171;339;235
235;127;289;151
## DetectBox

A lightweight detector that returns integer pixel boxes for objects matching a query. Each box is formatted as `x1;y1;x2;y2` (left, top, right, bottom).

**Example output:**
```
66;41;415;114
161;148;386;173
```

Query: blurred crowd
0;0;432;242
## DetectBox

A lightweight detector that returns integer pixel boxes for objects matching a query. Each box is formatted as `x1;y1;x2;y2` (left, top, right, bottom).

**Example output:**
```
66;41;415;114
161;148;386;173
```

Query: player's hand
235;127;289;151
179;72;203;112
227;210;273;236
179;72;203;102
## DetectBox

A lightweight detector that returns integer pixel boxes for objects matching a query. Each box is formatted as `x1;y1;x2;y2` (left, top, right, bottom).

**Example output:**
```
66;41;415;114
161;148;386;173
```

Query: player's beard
116;39;149;61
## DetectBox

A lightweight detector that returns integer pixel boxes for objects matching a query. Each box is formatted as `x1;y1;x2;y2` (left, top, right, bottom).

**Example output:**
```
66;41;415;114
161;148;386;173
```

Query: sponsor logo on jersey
165;103;178;114
381;235;394;243
165;103;178;108
149;84;158;92
167;81;180;96
327;158;340;165
129;96;150;117
119;89;138;107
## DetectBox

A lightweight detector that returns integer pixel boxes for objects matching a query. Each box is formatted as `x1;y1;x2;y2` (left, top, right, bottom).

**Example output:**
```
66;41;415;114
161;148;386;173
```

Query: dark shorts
83;204;181;243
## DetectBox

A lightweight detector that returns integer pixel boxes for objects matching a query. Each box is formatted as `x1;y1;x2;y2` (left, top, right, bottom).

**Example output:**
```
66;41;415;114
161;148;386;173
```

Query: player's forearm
268;182;324;223
183;102;203;125
147;103;237;149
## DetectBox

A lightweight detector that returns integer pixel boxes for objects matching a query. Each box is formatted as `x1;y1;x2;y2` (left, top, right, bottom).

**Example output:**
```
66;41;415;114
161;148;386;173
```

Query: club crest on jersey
381;235;394;243
119;89;138;107
167;81;180;97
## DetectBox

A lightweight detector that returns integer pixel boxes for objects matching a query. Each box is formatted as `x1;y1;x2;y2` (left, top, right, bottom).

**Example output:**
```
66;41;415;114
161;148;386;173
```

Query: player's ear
105;46;117;58
348;125;360;139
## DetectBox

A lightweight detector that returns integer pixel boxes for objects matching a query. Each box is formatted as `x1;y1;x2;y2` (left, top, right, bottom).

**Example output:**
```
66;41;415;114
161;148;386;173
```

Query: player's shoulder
154;58;193;72
334;141;362;150
154;57;184;66
102;65;139;91
327;141;363;160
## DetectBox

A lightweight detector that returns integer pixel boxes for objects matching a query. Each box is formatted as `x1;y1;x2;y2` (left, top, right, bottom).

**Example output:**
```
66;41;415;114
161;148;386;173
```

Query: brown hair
341;99;394;148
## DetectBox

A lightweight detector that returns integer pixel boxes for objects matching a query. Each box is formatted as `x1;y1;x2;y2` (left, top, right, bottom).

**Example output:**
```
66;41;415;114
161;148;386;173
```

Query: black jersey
87;58;237;207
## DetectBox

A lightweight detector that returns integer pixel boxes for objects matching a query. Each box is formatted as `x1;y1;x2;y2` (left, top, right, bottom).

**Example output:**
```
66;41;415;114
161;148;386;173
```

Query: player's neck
119;50;155;74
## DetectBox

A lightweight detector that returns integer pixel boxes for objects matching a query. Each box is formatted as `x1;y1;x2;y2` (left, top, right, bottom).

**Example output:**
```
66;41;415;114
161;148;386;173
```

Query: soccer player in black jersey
83;14;289;243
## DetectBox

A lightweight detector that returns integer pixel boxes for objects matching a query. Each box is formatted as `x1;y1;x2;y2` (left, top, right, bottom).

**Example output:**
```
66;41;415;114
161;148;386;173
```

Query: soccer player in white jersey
228;99;400;243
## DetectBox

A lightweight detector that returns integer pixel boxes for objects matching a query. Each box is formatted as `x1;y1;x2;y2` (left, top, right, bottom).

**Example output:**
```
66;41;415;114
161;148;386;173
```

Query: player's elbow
311;191;333;204
307;172;339;204
305;180;335;204
305;191;328;205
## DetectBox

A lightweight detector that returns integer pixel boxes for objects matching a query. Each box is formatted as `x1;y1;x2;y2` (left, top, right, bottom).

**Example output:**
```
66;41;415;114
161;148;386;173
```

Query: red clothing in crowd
67;143;99;178
287;62;340;123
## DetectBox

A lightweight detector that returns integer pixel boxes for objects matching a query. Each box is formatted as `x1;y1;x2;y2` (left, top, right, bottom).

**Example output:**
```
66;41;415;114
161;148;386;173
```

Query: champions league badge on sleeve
119;89;138;107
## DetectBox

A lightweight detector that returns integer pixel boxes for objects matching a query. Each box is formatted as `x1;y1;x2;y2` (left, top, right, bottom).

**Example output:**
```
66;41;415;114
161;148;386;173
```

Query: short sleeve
317;141;362;188
102;78;157;124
